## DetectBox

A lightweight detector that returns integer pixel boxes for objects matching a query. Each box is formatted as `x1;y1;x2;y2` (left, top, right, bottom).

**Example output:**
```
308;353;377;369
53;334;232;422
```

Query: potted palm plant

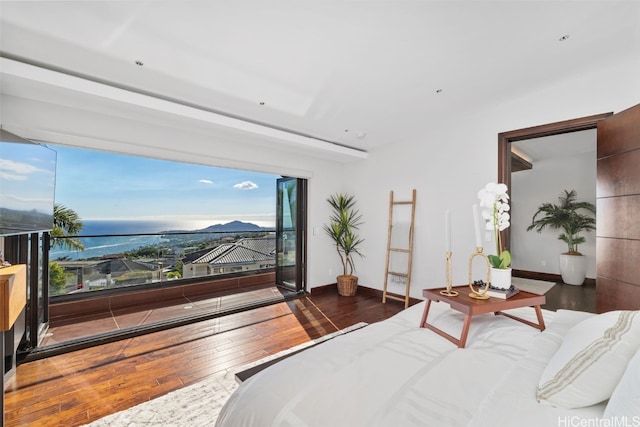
323;193;364;296
526;190;596;285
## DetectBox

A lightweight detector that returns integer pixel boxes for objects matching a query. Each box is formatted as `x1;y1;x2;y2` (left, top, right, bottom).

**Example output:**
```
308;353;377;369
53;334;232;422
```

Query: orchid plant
478;182;511;269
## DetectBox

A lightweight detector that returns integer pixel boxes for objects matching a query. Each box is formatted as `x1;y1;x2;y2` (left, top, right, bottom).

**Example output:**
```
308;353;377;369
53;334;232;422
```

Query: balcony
41;228;297;351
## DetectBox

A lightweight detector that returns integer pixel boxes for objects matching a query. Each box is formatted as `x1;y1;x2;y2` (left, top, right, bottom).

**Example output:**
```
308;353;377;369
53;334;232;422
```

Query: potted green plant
526;189;596;285
323;193;364;296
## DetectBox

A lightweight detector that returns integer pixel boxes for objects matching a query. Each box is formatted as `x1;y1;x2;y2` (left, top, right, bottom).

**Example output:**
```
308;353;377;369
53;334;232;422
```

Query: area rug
83;322;368;427
511;277;556;295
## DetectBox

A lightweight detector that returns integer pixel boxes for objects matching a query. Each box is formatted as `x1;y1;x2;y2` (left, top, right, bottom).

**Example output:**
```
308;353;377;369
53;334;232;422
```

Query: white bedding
216;301;606;427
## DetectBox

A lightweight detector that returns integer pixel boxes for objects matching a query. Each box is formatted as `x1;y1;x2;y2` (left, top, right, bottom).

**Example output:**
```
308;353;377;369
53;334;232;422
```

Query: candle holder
440;251;458;297
468;247;490;299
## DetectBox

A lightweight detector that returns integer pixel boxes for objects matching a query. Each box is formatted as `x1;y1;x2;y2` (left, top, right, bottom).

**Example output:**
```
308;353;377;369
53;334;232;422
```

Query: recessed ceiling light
135;60;144;66
559;34;570;42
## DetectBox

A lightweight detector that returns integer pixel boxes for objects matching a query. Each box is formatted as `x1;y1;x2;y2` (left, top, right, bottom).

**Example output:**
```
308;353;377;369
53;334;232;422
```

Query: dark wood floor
542;281;596;313
4;281;595;427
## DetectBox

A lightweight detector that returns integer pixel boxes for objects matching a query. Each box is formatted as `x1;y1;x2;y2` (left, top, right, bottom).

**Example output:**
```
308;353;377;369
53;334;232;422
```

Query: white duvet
216;301;604;427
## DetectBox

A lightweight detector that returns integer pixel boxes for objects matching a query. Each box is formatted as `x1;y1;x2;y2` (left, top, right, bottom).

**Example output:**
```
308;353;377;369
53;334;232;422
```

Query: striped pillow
537;310;640;409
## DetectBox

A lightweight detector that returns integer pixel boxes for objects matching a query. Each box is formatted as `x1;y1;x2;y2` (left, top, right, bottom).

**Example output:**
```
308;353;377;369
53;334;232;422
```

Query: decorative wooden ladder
382;189;416;309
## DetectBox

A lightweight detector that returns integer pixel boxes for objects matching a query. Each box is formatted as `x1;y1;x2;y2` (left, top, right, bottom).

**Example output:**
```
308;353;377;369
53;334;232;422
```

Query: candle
445;210;451;252
472;204;482;248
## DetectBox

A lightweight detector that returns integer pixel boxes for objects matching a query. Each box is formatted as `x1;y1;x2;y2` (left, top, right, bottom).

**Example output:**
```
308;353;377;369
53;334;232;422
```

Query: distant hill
198;220;267;232
162;220;270;233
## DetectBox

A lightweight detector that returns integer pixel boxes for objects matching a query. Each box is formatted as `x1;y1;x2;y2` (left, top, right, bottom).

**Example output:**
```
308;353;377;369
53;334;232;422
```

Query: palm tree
526;190;596;254
51;203;85;251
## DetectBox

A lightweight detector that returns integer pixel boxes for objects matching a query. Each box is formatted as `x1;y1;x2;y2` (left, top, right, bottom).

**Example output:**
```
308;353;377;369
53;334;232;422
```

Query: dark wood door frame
497;112;613;257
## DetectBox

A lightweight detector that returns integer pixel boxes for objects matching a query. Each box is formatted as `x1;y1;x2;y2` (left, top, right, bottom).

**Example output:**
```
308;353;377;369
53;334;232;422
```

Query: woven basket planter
337;275;358;296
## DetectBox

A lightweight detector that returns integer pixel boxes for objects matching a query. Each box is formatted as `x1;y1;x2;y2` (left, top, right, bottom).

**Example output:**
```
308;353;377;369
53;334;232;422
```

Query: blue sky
1;140;57;214
51;145;279;227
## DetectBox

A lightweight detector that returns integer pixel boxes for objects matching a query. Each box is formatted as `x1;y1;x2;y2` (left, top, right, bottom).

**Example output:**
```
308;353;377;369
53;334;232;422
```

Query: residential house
182;237;276;278
56;258;159;293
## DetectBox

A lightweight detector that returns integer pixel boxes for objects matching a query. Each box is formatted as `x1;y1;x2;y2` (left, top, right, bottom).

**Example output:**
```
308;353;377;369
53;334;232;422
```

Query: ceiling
0;1;638;158
513;128;597;164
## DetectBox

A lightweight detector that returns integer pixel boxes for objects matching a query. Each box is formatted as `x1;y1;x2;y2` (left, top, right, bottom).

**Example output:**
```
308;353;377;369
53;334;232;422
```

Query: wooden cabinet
1;264;27;425
1;264;27;332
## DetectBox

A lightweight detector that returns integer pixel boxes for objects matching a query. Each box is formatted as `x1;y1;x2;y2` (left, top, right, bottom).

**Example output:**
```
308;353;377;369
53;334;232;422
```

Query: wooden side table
419;285;546;348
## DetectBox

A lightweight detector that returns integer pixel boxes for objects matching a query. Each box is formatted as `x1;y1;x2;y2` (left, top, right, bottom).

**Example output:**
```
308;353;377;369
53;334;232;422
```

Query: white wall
342;56;639;299
511;148;597;278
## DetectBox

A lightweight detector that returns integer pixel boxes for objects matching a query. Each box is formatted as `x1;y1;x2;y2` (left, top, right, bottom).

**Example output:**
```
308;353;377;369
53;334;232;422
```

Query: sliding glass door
276;177;306;292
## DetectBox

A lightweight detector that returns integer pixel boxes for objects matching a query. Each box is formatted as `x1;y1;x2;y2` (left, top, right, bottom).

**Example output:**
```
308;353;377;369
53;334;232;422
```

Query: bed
216;297;640;426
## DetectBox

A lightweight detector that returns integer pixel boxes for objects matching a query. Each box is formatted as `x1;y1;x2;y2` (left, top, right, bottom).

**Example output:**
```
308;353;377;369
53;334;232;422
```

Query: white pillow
603;348;640;419
537;310;640;408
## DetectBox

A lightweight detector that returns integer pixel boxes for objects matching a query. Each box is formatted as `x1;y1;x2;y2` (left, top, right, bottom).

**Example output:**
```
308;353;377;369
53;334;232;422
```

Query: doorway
510;130;597;278
497;112;612;281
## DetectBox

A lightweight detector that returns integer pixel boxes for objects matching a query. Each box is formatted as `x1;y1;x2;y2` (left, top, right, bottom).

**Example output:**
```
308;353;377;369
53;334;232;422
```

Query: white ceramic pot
490;267;512;290
559;254;587;285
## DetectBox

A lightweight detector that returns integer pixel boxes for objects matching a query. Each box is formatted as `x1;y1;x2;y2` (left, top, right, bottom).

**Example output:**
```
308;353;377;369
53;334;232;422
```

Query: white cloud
0;159;38;179
233;180;259;190
0;171;26;181
199;179;214;184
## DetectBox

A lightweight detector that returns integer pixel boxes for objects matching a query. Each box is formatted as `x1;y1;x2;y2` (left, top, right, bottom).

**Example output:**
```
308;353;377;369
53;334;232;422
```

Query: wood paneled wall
596;103;640;312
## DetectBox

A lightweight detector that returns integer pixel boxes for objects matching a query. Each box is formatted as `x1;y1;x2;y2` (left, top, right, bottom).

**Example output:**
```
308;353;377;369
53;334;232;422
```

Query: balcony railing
49;229;276;296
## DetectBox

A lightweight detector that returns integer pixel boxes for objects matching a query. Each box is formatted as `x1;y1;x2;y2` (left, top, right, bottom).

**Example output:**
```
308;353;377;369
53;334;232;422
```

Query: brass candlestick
440;251;458;297
468;247;490;299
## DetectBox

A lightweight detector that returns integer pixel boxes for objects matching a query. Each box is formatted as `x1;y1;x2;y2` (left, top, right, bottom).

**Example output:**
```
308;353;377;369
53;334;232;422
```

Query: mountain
198;221;267;232
162;220;269;234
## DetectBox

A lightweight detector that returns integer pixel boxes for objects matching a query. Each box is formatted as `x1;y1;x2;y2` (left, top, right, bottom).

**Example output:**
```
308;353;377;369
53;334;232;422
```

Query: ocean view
49;219;271;261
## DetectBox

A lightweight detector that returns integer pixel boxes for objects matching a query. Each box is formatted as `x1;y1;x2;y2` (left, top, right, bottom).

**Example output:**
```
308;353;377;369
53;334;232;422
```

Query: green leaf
499;250;511;268
488;250;511;269
488;254;501;268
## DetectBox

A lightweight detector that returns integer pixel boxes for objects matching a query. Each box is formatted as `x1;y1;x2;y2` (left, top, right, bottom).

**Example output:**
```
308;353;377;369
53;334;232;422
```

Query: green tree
174;259;183;275
167;271;182;280
49;261;70;295
51;204;85;250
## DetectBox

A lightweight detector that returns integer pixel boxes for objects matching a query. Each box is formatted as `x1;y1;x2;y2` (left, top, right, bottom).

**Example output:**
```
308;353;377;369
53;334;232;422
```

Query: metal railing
49;229;276;296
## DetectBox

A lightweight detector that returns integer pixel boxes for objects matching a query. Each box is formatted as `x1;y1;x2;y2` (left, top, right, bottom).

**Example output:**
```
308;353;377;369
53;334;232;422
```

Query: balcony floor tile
40;283;283;347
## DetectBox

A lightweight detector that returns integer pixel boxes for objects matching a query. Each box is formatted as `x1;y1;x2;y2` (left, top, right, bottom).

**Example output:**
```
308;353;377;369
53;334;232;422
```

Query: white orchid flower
477;182;511;269
498;212;510;231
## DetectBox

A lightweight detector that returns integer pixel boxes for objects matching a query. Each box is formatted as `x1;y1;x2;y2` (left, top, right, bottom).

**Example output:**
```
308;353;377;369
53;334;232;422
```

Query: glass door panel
276;177;305;291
